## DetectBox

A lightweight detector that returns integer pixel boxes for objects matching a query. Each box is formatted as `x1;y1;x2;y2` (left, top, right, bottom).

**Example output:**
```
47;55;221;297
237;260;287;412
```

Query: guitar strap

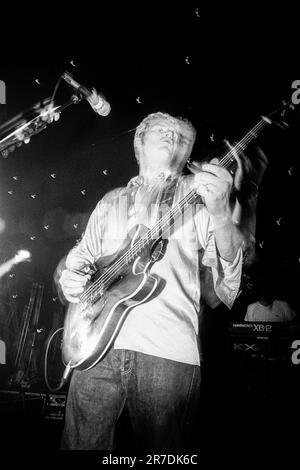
156;176;179;236
157;178;222;312
156;176;221;309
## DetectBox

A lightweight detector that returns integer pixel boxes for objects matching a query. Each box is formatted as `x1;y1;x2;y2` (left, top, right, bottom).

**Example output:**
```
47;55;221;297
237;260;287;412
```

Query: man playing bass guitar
58;112;252;450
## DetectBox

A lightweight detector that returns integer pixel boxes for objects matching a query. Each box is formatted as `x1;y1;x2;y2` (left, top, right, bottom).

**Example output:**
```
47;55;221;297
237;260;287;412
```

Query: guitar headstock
267;97;300;130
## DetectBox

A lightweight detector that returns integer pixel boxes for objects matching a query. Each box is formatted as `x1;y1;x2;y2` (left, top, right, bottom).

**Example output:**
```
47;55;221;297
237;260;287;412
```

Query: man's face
142;121;178;164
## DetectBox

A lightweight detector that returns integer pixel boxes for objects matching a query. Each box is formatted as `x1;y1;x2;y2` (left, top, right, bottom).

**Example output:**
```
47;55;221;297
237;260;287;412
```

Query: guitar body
62;225;163;371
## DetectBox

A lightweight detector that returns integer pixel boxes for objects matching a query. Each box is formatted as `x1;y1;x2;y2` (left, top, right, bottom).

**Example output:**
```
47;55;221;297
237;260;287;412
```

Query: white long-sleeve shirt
66;172;243;365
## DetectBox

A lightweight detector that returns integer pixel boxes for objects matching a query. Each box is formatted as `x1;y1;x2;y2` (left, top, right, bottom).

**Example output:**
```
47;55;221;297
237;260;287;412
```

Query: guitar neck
145;115;272;244
216;115;272;172
83;114;273;303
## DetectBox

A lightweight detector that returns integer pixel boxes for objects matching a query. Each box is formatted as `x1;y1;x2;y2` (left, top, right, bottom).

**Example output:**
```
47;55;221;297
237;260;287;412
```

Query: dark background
1;8;299;332
0;5;299;455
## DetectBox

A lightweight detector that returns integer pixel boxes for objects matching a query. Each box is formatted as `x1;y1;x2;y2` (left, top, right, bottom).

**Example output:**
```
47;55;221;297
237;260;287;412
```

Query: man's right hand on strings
59;269;90;303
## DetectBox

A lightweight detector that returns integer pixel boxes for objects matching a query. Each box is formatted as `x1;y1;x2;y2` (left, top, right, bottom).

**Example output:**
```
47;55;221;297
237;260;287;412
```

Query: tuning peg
272;120;289;130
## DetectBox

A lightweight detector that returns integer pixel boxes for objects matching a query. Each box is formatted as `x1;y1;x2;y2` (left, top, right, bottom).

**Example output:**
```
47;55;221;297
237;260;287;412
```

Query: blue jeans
61;348;201;450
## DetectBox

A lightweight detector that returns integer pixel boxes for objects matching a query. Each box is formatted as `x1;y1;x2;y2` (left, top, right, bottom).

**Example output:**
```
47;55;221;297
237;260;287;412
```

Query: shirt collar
127;170;175;188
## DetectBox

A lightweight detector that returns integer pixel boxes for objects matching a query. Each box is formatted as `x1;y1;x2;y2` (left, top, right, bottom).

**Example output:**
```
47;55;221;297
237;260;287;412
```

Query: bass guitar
62;98;297;373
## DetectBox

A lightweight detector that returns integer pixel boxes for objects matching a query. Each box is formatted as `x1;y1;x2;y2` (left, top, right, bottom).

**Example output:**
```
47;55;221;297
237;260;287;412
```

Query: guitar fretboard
82;115;272;303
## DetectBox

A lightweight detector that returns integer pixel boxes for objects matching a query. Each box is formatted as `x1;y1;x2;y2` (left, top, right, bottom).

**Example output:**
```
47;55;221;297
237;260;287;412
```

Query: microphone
62;71;111;116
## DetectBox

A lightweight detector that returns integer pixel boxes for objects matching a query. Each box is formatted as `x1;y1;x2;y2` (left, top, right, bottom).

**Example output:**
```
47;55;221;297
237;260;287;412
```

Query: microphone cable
43;327;72;392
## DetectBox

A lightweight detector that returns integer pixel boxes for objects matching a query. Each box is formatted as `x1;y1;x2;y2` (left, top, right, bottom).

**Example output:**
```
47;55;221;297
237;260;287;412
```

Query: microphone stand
0;94;82;158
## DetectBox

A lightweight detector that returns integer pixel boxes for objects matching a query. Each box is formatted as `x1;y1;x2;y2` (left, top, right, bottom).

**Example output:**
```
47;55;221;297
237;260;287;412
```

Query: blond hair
134;112;196;172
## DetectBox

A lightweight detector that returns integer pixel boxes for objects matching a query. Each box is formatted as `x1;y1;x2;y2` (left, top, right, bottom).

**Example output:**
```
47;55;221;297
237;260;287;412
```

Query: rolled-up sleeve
65;200;104;272
195;206;243;309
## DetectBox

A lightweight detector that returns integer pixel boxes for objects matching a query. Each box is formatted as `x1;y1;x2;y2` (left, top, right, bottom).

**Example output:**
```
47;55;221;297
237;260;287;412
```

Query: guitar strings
80;118;268;302
80;190;198;302
80;118;269;303
81;118;268;303
80;190;198;303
